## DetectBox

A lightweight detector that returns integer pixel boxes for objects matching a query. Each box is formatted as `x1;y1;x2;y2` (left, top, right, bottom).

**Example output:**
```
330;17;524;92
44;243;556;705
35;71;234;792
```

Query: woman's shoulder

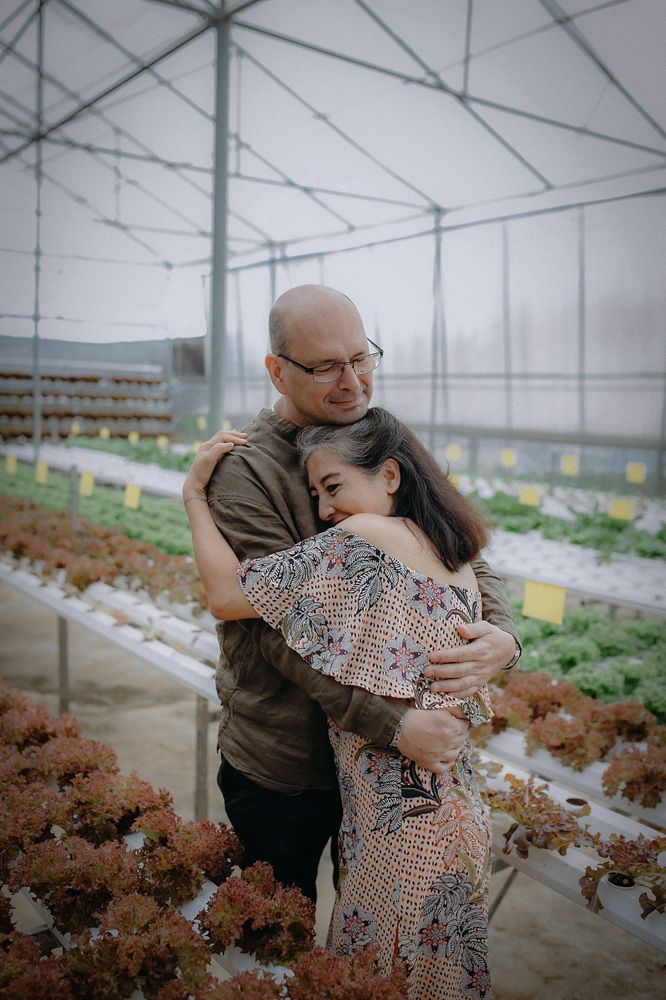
335;513;410;551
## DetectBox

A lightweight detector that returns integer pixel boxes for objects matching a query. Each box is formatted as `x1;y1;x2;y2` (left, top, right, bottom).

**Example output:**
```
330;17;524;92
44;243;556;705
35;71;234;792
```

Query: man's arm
424;555;521;698
207;476;406;746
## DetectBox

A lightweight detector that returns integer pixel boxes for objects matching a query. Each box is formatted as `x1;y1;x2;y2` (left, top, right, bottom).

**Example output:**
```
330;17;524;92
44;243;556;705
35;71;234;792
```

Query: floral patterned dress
238;526;494;1000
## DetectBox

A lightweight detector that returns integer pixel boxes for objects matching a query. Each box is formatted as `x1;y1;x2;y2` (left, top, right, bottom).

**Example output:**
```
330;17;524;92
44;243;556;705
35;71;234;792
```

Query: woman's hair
296;407;488;572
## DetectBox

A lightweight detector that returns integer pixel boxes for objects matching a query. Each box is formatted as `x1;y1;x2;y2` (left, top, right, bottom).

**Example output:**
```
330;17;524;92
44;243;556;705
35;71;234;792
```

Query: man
205;285;520;901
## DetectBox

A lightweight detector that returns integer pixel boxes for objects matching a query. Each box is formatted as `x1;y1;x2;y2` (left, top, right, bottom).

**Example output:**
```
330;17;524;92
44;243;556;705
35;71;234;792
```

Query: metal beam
224;185;666;273
208;11;231;431
0;20;212;164
462;0;473;96
0;0;39;72
233;20;666;161
539;0;666;144
0;0;33;34
56;0;215;124
234;42;440;208
353;0;551;188
502;223;513;430
577;207;586;434
140;0;212;15
32;0;45;457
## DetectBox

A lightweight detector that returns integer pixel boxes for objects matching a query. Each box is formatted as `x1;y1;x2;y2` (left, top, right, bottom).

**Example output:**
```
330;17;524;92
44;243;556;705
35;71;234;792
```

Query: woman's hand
182;429;248;502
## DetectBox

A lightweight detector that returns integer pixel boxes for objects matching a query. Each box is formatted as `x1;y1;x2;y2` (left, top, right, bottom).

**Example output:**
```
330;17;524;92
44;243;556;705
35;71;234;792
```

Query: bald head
269;285;362;355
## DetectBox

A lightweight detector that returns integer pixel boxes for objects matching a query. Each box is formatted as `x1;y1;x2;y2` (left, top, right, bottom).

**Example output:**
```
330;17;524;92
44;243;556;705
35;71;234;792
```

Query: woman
183;408;493;1000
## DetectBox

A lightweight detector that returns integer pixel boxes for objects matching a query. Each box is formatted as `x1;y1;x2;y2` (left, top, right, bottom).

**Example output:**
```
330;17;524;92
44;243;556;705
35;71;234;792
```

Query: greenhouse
0;1;664;997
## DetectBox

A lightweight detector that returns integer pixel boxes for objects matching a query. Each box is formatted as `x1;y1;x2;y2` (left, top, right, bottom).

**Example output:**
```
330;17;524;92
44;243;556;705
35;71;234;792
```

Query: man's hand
396;707;470;773
424;622;517;698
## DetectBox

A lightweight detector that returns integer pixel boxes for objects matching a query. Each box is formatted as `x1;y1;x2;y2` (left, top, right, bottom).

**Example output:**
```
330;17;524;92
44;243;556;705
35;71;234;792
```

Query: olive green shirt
207;408;518;793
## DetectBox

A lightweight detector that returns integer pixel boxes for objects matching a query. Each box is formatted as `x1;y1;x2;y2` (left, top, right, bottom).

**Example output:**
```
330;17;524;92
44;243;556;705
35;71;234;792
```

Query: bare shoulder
338;513;410;550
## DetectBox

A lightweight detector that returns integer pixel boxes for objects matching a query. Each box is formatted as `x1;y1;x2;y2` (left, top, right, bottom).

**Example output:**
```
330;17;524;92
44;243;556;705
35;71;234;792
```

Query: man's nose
337;363;361;390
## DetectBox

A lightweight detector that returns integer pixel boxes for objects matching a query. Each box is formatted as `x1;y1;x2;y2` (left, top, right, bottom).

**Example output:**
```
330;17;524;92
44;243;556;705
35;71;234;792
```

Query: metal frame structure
0;0;664;482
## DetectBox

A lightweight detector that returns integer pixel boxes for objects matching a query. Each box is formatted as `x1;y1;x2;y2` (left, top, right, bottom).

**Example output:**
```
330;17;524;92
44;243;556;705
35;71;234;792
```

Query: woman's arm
182;431;260;621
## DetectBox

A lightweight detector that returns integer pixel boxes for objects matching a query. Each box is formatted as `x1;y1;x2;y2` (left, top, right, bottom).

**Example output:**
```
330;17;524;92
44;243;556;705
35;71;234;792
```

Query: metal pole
208;9;231;432
264;250;277;408
195;694;209;820
429;212;444;451
57;617;69;714
502;223;513;432
69;465;78;524
31;0;44;459
578;207;587;443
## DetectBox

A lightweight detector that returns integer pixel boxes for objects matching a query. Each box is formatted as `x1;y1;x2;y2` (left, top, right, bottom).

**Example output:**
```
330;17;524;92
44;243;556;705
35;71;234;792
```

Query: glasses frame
278;338;384;383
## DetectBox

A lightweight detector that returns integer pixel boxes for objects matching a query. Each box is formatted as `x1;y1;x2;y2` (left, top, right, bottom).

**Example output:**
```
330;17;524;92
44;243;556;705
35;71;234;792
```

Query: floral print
383;634;428;683
239;526;493;999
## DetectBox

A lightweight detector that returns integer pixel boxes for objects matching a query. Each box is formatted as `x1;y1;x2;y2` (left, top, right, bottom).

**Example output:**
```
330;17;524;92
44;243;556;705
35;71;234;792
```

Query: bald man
204;285;520;901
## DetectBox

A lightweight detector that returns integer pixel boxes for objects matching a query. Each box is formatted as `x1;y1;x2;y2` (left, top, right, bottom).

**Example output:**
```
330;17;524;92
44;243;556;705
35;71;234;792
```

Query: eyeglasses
279;338;383;384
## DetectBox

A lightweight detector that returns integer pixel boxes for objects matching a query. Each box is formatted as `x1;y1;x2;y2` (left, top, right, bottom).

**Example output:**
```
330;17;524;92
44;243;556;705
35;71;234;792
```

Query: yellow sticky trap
192;440;201;453
449;473;461;489
79;471;95;497
5;455;17;475
523;580;566;625
99;426;110;440
156;435;169;450
197;415;207;431
222;419;232;432
501;448;516;469
608;498;634;521
124;483;141;509
35;460;48;485
519;485;541;507
626;462;646;485
70;419;81;436
445;443;461;462
128;430;140;445
560;454;579;477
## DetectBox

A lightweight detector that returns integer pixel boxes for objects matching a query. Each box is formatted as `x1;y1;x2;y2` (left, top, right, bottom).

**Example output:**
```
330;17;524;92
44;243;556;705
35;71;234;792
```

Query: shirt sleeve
207;471;405;745
471;555;520;646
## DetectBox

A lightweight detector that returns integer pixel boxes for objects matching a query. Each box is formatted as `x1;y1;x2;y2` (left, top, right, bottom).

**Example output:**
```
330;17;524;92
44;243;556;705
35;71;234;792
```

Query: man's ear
265;353;288;395
383;458;401;495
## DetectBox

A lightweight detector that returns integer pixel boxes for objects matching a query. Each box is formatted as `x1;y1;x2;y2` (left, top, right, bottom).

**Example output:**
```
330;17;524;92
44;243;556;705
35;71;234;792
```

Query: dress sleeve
238;528;492;729
237;528;411;698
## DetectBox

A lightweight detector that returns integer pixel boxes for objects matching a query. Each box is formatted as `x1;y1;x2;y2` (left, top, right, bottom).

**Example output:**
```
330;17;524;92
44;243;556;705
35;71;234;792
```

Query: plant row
478;766;665;918
515;603;666;723
0;496;202;604
0;679;407;1000
474;670;666;808
0;463;194;556
64;436;196;473
475;489;666;560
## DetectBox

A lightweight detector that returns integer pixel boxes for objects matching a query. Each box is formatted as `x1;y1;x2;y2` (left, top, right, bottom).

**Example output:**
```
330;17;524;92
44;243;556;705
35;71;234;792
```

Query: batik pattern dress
237;526;494;1000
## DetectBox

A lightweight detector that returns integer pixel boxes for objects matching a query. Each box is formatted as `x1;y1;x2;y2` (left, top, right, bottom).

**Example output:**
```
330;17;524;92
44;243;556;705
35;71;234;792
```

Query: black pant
217;756;342;903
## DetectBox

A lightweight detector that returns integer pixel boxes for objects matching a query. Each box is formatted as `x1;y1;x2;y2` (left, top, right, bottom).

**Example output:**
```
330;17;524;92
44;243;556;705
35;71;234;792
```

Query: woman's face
306;449;398;525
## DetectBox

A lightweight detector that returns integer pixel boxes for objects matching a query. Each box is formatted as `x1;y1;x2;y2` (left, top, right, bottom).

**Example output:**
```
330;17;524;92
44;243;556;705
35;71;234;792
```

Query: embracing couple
183;285;520;999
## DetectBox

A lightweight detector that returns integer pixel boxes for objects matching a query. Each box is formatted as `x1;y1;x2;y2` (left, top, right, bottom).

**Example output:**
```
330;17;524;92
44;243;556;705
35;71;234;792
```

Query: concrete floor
1;581;664;999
